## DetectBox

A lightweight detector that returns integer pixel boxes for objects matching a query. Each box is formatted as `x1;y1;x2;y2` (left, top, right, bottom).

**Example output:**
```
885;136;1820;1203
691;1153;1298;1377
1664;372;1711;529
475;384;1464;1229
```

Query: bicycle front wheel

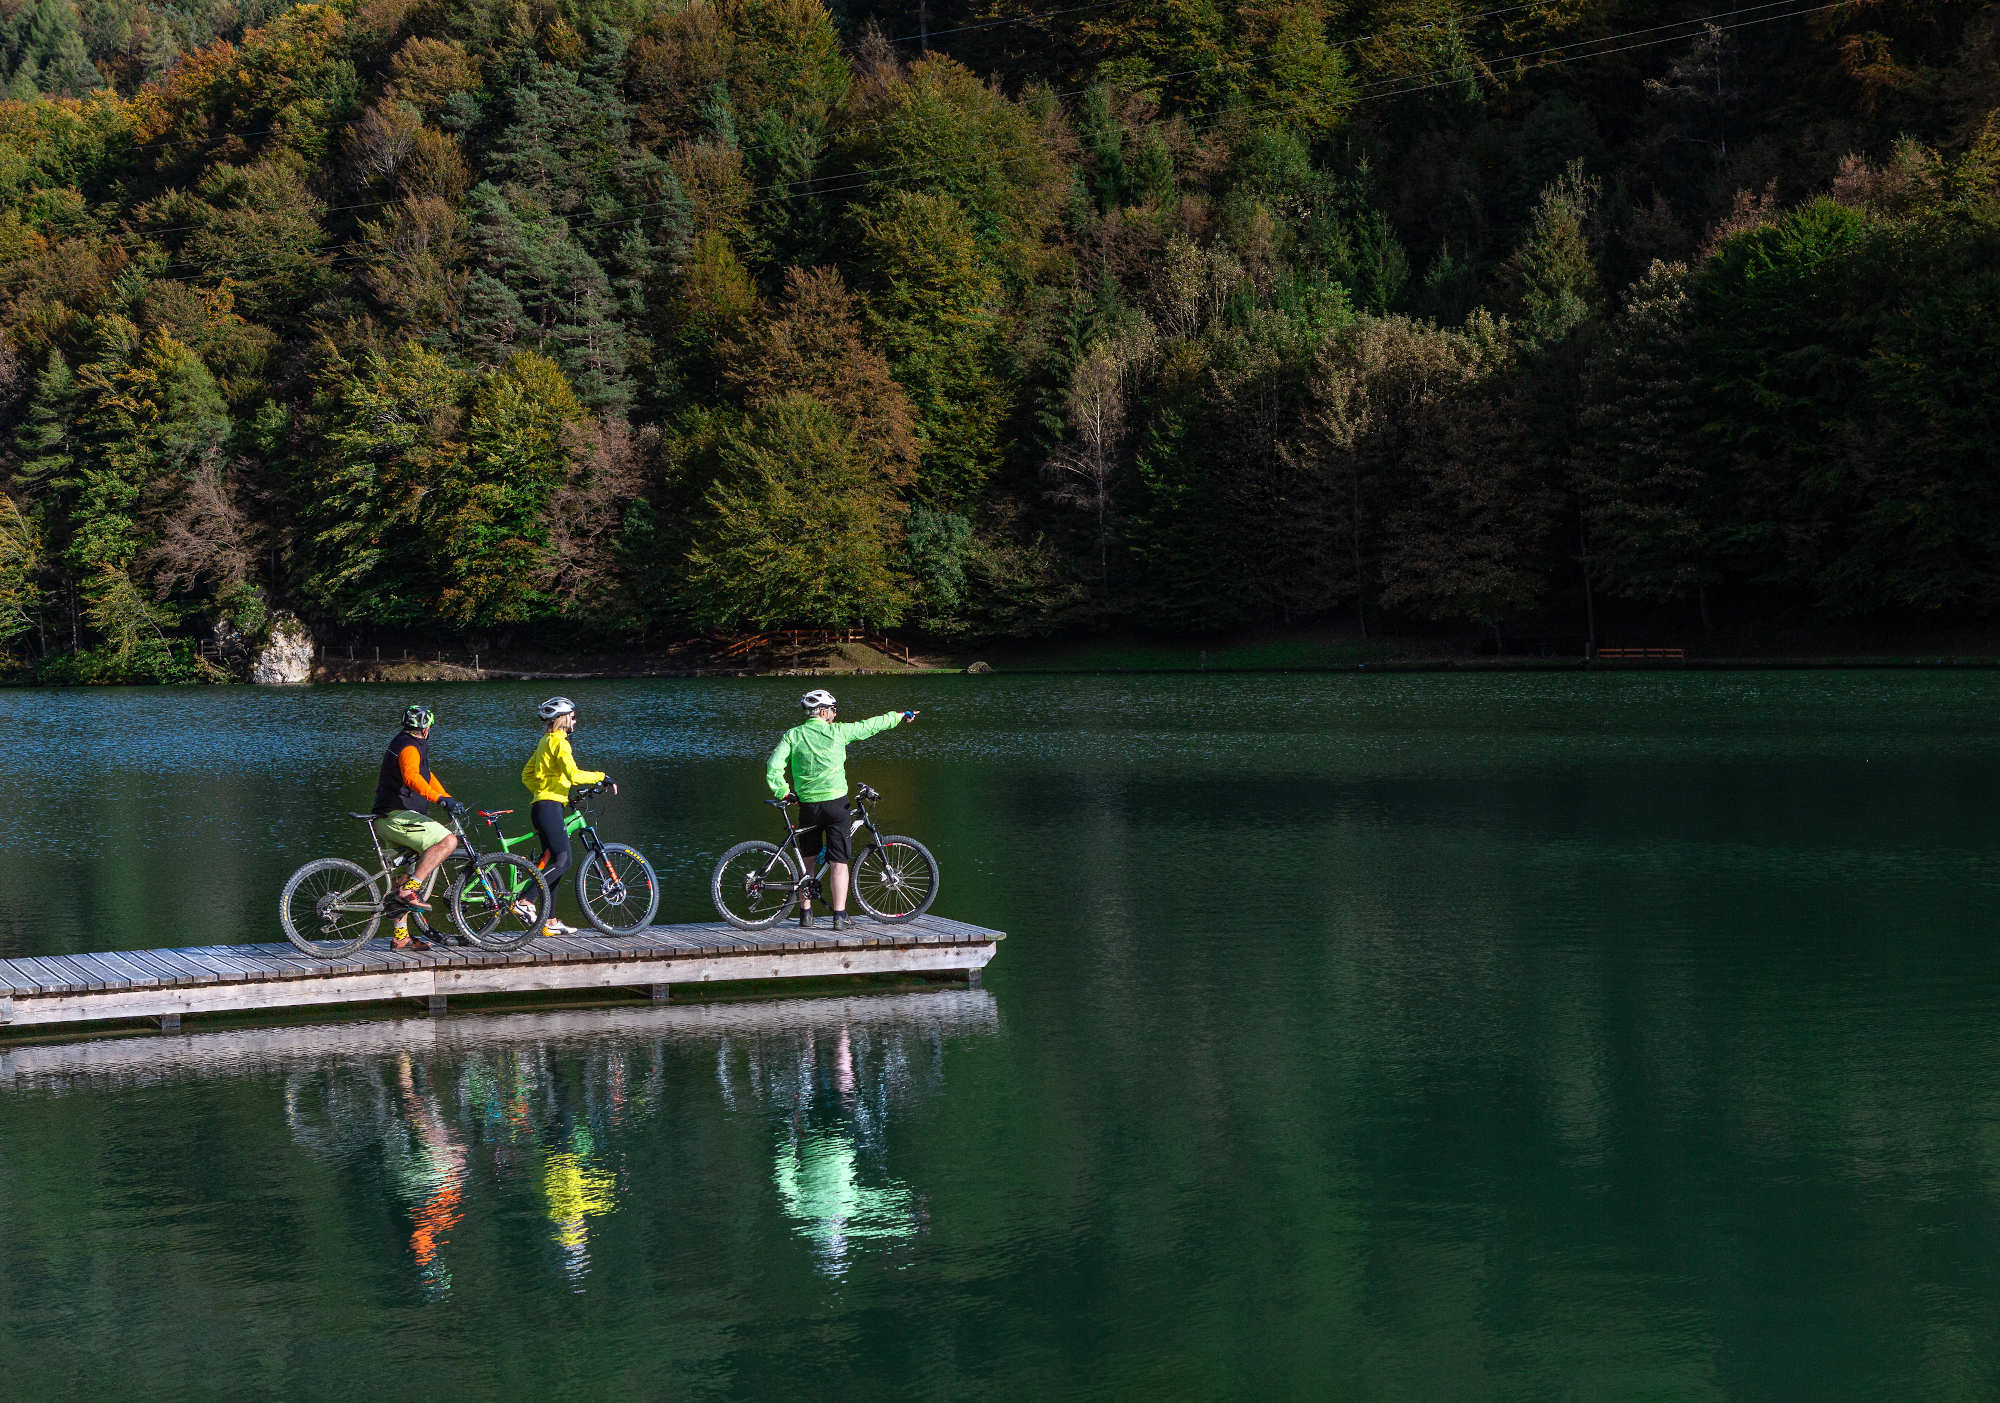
852;835;939;922
579;844;659;936
711;841;801;929
280;858;383;958
449;854;550;951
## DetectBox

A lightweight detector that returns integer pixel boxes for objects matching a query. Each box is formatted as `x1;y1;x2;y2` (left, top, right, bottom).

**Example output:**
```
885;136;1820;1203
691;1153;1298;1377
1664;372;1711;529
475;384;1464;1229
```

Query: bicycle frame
494;802;601;865
360;806;519;920
762;788;888;898
474;788;614;901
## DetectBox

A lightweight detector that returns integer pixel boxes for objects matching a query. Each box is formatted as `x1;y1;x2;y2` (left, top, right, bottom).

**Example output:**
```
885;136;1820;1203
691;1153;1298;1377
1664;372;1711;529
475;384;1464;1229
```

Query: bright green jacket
767;713;902;802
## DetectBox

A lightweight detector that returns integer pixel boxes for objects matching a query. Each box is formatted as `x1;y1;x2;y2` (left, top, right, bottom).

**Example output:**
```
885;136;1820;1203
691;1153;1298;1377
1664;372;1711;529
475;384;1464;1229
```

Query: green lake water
5;671;2000;1400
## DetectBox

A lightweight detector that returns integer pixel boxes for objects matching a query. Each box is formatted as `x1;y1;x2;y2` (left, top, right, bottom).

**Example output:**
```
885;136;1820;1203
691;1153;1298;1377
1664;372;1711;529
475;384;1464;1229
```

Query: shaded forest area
0;0;1994;679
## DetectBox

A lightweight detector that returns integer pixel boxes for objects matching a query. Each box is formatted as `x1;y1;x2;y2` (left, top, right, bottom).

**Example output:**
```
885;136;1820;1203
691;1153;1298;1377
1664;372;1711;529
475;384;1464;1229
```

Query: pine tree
1572;261;1717;633
461;183;633;410
298;343;469;623
437;352;585;625
853;190;1006;507
1512;161;1602;345
0;493;43;655
13;352;80;498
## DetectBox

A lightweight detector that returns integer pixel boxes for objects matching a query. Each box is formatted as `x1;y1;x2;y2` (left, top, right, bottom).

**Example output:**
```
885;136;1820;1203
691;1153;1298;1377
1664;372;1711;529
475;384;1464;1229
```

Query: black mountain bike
709;783;939;930
279;807;551;958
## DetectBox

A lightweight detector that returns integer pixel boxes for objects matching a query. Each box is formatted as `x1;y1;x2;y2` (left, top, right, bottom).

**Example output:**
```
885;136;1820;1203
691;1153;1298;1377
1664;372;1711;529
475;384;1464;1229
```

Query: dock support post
651;984;671;1003
426;994;446;1015
963;968;982;988
155;1013;181;1031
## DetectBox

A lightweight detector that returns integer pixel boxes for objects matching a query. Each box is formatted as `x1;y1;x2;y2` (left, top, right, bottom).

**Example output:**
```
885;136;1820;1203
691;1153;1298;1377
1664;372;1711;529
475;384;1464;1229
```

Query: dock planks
0;912;1002;1031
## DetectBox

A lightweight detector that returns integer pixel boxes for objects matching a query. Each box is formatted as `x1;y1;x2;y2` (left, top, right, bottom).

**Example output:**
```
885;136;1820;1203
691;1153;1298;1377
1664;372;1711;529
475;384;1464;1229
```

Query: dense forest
0;0;1992;678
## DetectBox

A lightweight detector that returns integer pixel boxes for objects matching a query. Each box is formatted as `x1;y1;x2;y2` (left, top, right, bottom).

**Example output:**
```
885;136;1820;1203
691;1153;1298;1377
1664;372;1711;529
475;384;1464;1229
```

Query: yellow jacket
521;730;605;804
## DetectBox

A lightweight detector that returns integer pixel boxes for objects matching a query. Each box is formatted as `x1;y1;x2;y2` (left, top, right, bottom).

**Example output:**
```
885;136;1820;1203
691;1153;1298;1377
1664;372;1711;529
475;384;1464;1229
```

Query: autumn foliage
0;0;1994;676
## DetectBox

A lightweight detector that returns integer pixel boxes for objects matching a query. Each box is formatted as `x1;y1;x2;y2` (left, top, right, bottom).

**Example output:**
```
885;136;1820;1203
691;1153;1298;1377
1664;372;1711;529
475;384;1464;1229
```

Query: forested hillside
0;0;1993;678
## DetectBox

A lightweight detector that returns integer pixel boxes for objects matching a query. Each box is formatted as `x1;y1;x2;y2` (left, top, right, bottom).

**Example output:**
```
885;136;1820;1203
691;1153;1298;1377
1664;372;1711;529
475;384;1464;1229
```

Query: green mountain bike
279;807;551;958
470;782;660;936
710;782;940;930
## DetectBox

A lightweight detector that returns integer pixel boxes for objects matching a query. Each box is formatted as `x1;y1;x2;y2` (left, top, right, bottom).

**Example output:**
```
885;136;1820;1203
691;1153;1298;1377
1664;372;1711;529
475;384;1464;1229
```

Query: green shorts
379;810;450;854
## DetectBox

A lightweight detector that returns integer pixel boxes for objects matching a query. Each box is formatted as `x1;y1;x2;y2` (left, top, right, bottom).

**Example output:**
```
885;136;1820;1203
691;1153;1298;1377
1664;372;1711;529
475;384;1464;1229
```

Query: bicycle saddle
346;812;379;821
477;808;513;820
764;798;792;808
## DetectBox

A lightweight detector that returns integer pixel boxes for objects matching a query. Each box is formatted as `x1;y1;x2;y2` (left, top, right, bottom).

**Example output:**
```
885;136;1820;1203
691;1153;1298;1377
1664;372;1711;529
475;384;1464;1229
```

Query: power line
890;0;1134;46
122;0;1775;251
1044;0;1582;102
115;0;1847;288
1355;0;1847;105
755;0;1841;209
1351;0;1828;99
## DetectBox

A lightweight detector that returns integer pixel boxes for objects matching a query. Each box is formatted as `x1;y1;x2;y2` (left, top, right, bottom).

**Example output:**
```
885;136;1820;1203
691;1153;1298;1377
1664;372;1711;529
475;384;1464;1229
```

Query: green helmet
403;703;436;731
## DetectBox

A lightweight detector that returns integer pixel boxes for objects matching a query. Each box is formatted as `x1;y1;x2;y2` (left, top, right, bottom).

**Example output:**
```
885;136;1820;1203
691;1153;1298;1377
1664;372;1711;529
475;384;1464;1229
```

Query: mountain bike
710;783;939;930
279;807;551;958
471;782;660;936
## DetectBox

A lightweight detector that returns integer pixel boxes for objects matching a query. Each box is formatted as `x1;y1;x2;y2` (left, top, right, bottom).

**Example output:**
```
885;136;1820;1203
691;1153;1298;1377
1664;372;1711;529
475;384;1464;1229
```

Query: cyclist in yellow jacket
520;696;616;935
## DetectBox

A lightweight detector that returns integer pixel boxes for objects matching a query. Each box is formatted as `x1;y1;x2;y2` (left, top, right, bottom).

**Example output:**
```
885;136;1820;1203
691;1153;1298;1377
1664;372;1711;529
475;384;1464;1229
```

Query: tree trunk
1351;465;1367;638
1579;517;1596;659
1583;569;1596;660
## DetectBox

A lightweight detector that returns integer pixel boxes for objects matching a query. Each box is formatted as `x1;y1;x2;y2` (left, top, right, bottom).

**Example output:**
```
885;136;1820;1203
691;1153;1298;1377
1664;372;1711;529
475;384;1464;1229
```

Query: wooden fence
714;629;914;663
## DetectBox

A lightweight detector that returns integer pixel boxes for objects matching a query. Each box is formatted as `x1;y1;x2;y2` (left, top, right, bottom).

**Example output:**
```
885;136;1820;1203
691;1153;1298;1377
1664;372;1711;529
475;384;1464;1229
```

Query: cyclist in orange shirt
372;704;466;951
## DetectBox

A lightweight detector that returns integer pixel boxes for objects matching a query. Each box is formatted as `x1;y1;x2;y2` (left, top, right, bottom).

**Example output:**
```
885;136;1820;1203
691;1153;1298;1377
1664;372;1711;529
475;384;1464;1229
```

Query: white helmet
537;695;577;721
800;688;836;712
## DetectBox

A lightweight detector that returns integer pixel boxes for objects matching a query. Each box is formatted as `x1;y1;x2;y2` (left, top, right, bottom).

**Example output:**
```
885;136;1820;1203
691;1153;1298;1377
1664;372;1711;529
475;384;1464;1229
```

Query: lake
4;671;2000;1400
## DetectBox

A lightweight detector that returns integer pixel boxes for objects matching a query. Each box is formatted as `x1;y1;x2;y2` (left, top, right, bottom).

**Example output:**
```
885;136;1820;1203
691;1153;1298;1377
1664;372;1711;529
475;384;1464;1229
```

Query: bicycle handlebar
768;784;879;811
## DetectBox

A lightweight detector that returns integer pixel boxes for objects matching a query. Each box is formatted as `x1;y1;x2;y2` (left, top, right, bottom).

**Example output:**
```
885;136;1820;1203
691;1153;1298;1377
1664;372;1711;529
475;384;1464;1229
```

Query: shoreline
259;653;2000;683
22;626;2000;685
19;658;2000;687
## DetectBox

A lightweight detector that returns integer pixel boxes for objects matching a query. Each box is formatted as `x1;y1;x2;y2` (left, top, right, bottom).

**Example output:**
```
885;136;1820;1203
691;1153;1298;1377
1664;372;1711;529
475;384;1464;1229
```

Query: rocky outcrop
251;613;315;684
964;660;993;674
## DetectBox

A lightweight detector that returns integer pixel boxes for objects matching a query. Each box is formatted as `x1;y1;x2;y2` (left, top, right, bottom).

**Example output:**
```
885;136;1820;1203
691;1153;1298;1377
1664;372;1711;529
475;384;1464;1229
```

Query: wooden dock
0;913;1002;1033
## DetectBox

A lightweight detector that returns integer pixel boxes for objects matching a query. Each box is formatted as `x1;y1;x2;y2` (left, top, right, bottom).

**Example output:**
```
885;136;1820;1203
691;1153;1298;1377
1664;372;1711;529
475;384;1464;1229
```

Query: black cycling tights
530;799;572;896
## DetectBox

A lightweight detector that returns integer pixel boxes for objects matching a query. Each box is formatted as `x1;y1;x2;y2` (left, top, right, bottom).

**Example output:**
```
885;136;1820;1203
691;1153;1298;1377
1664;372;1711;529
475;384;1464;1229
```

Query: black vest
374;731;434;814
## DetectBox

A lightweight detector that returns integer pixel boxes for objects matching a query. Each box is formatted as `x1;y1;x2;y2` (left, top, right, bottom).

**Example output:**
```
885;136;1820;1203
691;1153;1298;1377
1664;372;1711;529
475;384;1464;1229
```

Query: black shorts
796;797;854;864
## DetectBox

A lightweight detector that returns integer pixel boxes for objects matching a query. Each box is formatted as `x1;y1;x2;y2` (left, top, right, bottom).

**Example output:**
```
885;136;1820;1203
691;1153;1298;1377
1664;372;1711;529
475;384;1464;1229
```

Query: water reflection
392;1053;466;1299
718;1021;933;1277
3;992;997;1295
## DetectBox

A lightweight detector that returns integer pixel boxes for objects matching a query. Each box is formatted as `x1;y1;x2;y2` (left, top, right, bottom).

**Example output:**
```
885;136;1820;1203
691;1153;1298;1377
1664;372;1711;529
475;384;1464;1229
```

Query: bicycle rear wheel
852;835;939;922
711;841;801;929
578;843;659;936
449;854;549;951
280;858;383;958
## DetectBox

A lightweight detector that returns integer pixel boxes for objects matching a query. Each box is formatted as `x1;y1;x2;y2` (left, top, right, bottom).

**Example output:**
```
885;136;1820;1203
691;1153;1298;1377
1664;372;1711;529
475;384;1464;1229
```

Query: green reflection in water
764;1025;925;1278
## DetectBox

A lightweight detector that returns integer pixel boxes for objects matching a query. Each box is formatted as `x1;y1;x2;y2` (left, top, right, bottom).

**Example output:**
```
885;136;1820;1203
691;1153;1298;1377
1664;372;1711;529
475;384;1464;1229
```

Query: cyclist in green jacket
767;688;918;930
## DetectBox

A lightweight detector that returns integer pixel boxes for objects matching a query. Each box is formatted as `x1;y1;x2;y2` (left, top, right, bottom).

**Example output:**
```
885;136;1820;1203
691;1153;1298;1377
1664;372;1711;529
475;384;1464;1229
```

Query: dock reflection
2;992;998;1293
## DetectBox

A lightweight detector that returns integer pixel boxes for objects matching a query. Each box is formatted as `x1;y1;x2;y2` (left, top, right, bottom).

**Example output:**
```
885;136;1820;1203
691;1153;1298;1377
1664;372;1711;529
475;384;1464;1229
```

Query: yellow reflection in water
543;1127;618;1287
